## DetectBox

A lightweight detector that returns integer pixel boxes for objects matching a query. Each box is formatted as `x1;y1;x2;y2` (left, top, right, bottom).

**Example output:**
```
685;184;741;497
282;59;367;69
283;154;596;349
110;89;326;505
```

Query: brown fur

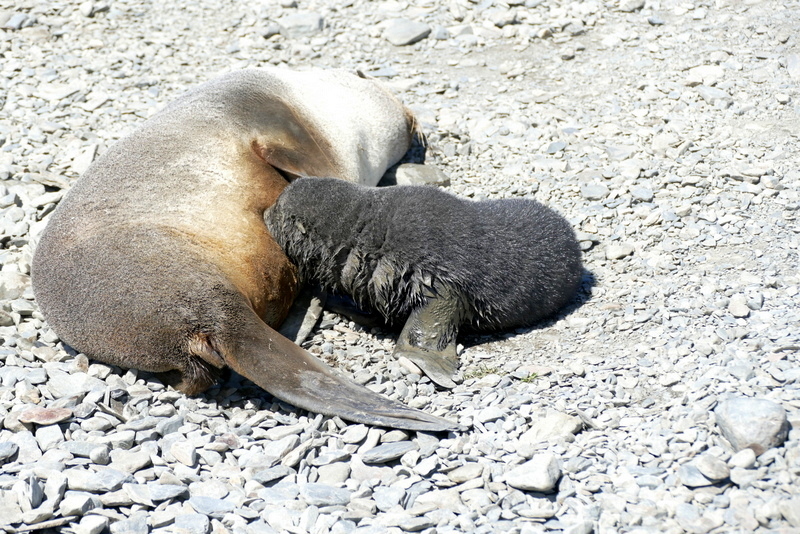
32;69;457;431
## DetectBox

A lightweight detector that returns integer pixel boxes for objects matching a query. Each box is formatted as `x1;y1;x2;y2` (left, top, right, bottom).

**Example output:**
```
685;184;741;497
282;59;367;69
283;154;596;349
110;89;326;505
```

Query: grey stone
77;514;109;534
155;414;184;435
518;410;582;457
66;467;134;493
2;12;30;30
188;495;235;517
373;485;405;512
448;462;484;483
618;0;645;12
547;141;567;153
59;491;98;517
677;463;713;488
109;512;149;534
0;271;30;300
394;164;450;186
729;467;766;488
383;19;431;46
505;453;561;492
299;483;351;506
253;465;295;485
148;483;188;501
111;448;152;473
277;12;323;36
61;441;109;460
694;454;730;481
341;425;369;444
786;54;800;82
630;186;654;202
399;516;435;531
0;441;19;463
580;183;609;200
728;448;756;469
123;483;153;506
362;441;418;464
170;441;197;466
0;490;23;525
316;462;351;485
605;244;635;260
11;431;43;463
695;85;732;106
779;497;800;527
173;513;211;534
715;397;788;454
728;294;750;318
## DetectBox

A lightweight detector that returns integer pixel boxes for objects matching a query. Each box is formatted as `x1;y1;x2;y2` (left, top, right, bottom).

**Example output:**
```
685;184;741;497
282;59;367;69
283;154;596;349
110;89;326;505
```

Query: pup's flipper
221;308;460;432
278;285;327;344
393;286;464;389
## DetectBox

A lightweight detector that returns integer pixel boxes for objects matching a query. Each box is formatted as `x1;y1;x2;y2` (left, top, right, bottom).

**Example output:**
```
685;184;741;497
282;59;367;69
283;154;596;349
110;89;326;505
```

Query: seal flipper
393;285;465;389
278;285;327;344
216;308;460;432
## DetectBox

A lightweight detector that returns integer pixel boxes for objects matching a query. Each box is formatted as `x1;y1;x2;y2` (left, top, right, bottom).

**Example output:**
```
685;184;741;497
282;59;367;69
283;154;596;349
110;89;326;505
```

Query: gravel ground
1;0;799;533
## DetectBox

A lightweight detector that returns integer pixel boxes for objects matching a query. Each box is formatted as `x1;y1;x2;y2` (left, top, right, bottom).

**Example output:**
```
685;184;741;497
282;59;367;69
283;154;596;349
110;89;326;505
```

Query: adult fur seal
265;178;583;388
31;68;457;432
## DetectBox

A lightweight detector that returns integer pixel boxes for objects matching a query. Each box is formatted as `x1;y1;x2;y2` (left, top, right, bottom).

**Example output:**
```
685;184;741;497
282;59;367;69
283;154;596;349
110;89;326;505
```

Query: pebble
580;183;609;201
76;515;109;534
277;12;324;37
728;448;756;469
299;483;351;506
0;442;19;463
505;453;561;493
715;397;789;454
605;243;635;260
172;514;211;534
66;468;133;493
394;163;450;186
383;19;431;46
694;454;730;481
362;442;418;464
677;463;713;488
188;495;235;517
728;294;751;318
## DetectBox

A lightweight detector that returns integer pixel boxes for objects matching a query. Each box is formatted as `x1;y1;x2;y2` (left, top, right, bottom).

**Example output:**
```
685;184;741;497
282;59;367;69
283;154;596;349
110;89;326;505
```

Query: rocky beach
0;0;798;533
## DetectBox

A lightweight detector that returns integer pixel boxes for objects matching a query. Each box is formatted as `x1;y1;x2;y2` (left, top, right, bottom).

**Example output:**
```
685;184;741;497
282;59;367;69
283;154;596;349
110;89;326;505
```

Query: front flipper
393;285;465;389
219;307;460;432
278;285;327;344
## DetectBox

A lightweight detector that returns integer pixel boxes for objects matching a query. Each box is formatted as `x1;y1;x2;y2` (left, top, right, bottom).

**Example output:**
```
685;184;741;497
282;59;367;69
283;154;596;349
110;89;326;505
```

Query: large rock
505;453;561;493
715;397;788;455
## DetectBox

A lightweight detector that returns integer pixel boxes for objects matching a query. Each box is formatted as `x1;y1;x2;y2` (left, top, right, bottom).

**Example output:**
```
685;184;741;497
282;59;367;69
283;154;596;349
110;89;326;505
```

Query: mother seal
31;68;456;431
265;178;583;388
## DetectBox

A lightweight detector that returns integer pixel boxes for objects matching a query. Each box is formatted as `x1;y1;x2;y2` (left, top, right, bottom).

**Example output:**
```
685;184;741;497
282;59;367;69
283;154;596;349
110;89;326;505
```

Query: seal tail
212;307;460;432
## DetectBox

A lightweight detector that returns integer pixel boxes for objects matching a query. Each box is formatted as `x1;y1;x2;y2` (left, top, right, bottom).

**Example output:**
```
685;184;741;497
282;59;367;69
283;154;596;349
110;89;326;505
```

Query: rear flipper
213;307;461;432
393;285;465;389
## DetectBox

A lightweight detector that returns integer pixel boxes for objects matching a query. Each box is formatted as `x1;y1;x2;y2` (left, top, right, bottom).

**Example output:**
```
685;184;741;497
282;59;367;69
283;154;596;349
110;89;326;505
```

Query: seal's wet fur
266;178;583;334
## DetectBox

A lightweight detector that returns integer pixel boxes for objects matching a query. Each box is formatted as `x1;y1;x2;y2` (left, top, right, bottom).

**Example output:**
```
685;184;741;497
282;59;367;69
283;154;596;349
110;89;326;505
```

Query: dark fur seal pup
265;178;583;388
31;68;457;432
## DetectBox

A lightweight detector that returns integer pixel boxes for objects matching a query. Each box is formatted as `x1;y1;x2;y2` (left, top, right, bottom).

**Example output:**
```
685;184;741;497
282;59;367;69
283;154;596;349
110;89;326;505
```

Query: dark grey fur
266;178;583;334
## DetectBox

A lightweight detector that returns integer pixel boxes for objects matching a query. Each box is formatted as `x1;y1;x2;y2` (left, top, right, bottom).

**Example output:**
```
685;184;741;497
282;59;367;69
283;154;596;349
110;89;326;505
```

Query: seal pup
32;68;457;432
265;178;583;388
